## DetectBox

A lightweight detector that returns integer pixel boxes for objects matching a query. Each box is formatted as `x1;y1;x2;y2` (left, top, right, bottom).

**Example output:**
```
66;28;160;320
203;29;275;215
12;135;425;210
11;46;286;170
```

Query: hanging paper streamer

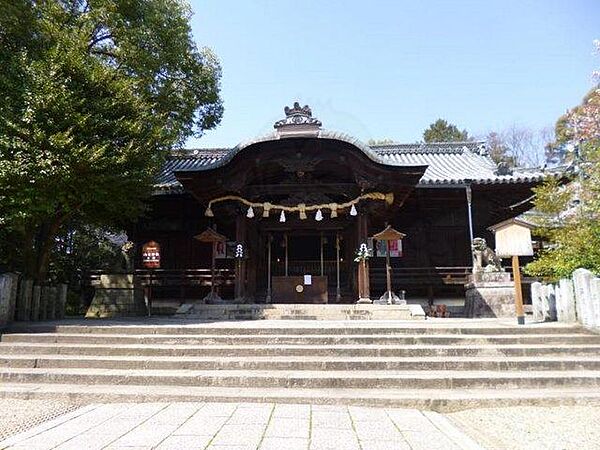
299;204;307;220
262;202;271;218
315;209;323;221
279;210;286;223
350;204;358;216
246;206;254;218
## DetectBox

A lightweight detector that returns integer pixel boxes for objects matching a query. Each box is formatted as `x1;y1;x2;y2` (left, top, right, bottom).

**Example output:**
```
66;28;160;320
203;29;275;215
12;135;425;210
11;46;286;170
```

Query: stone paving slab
0;402;482;450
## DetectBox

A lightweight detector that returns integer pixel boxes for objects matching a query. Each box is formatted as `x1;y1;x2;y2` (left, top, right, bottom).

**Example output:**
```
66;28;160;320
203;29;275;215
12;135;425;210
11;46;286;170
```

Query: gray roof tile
154;141;549;194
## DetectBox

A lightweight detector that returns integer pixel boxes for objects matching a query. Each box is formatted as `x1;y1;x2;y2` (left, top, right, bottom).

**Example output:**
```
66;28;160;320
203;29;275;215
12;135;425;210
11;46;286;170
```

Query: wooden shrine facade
130;103;550;305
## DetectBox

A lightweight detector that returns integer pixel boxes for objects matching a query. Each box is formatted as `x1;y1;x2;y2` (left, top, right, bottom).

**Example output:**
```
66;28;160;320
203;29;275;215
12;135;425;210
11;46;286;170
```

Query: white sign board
303;275;312;285
490;220;534;258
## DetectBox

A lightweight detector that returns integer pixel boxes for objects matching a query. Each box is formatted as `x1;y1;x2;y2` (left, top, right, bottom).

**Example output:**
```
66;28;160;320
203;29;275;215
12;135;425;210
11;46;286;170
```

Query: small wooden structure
194;228;227;303
488;218;535;325
372;226;406;304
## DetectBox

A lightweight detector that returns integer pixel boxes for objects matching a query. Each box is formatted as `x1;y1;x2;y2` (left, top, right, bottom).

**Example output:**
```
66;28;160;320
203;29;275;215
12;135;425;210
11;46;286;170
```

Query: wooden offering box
272;276;328;304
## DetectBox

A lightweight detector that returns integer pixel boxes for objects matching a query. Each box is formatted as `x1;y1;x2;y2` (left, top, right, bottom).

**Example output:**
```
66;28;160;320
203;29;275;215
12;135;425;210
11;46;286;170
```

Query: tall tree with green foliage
423;119;469;143
525;40;600;279
0;0;223;282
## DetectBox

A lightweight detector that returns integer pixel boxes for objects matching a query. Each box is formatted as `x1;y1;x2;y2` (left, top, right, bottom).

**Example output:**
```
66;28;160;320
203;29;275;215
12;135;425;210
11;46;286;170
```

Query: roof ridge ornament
274;101;322;133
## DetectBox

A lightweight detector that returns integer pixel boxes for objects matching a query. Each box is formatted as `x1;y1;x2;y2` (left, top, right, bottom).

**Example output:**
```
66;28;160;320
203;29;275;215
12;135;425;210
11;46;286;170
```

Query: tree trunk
30;216;64;284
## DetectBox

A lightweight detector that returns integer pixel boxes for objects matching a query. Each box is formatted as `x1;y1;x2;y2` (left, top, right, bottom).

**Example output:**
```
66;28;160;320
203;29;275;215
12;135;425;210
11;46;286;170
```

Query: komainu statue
471;238;503;273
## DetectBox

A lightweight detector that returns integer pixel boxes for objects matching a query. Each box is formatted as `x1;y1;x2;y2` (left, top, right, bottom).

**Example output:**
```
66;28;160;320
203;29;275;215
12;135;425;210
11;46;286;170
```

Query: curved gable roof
154;103;552;194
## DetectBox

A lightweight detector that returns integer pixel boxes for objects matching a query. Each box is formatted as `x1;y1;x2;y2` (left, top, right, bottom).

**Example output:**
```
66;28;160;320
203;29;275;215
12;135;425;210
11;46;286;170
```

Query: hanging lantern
315;209;323;221
350;204;358;216
279;210;286;222
205;206;214;217
246;206;254;218
330;206;338;218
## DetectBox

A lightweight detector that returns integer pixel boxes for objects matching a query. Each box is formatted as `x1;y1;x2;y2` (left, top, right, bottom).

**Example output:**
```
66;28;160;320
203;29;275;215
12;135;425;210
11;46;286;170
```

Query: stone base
373;290;407;306
85;275;146;319
465;281;516;318
469;271;511;284
176;303;426;321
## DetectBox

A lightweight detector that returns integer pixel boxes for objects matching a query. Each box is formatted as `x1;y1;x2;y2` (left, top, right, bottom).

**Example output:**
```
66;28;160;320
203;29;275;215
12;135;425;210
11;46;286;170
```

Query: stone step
2;382;600;411
2;354;600;371
1;342;599;357
4;323;588;336
2;332;597;346
2;368;600;389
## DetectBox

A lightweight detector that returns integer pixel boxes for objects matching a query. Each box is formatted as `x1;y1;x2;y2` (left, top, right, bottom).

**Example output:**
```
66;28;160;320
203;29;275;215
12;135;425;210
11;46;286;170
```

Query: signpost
488;218;535;325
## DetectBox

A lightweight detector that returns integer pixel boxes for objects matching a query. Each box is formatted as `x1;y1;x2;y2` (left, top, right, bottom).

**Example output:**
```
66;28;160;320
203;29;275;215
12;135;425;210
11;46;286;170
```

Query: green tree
0;0;223;282
423;119;469;143
525;41;600;279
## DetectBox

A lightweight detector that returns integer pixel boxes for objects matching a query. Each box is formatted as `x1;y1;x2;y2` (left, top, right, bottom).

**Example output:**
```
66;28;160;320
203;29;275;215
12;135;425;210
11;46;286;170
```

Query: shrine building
129;103;548;310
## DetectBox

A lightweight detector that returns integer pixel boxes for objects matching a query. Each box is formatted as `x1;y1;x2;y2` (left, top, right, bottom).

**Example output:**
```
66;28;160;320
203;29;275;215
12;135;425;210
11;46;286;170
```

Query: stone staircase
1;319;600;411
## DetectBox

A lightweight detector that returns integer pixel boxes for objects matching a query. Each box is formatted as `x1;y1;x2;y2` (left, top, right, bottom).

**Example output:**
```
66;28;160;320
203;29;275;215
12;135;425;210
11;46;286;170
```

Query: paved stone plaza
0;402;482;450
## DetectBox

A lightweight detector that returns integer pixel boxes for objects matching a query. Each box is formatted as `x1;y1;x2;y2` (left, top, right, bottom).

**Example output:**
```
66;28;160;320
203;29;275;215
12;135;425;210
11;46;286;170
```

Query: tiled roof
155;149;229;193
155;141;549;194
369;142;548;186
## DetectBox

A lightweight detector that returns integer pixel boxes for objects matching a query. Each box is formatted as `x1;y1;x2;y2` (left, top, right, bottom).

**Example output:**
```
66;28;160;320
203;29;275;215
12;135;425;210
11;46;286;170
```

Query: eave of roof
153;139;555;194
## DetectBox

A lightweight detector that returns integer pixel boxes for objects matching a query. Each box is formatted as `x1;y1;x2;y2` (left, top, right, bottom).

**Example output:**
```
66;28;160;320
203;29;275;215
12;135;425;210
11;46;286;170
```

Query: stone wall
531;268;600;329
0;273;19;326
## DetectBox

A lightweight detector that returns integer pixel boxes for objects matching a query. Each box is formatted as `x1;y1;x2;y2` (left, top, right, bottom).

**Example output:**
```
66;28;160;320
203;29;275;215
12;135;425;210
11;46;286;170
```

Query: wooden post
335;232;341;303
284;233;288;277
356;213;370;301
235;214;246;302
266;234;272;303
385;240;392;295
512;255;525;325
320;232;324;277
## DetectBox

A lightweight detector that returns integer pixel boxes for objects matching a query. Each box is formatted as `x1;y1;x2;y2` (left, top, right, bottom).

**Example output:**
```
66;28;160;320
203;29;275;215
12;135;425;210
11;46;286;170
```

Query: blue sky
187;0;599;148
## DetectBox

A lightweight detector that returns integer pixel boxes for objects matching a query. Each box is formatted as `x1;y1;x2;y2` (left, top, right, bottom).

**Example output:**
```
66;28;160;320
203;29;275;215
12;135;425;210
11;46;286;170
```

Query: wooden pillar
246;222;258;300
465;183;475;267
357;213;370;302
266;233;272;303
512;255;526;325
235;214;246;302
335;232;341;303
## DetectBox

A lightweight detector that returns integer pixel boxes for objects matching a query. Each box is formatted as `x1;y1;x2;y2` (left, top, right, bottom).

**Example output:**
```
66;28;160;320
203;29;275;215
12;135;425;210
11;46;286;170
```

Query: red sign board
142;241;161;269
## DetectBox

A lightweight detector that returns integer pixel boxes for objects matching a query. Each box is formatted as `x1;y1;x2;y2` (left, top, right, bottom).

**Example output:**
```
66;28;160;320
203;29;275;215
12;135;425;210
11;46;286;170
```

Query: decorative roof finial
274;102;322;132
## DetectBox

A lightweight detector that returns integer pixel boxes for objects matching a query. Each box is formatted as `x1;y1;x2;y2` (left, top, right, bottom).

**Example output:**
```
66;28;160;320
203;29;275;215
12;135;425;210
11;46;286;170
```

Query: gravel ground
447;406;600;450
0;399;82;441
